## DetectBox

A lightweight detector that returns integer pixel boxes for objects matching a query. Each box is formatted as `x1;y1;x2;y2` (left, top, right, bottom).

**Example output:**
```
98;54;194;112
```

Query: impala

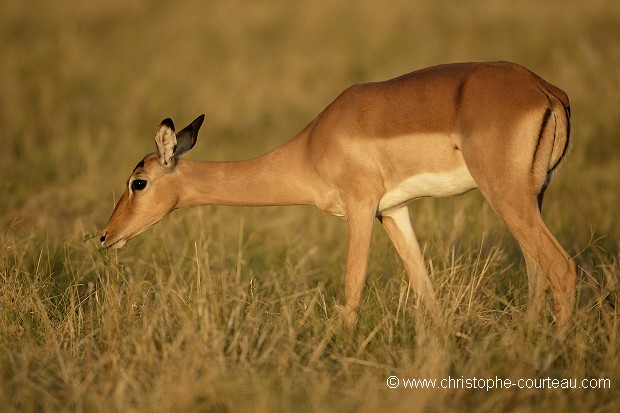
101;61;576;333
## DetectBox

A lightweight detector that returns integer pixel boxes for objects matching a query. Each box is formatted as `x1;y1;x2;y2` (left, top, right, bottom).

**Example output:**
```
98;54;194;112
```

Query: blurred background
1;1;619;411
1;0;619;248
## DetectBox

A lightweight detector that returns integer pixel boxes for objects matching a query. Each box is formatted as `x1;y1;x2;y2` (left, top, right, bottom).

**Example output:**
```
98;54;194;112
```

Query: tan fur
101;62;576;334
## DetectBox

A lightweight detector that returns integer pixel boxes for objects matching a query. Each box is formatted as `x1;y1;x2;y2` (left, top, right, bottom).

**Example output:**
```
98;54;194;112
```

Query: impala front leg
342;202;377;328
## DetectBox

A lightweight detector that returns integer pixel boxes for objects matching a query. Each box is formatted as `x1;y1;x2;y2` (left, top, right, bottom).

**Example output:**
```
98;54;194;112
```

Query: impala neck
174;138;317;208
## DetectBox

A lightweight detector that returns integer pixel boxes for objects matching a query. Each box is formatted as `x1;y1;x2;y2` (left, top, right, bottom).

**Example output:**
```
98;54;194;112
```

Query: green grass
1;0;619;411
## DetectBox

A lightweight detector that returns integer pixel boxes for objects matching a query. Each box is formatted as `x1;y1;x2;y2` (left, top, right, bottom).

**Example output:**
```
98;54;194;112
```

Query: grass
1;0;619;411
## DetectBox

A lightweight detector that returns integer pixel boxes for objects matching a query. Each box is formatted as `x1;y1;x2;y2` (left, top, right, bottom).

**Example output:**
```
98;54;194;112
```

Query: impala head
100;114;205;249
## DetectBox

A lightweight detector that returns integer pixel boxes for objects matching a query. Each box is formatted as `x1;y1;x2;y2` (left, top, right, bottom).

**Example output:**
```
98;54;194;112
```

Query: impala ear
174;114;205;158
154;115;204;169
155;118;177;168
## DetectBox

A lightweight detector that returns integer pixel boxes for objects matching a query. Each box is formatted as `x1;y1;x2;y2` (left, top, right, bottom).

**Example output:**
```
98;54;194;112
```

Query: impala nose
100;234;106;244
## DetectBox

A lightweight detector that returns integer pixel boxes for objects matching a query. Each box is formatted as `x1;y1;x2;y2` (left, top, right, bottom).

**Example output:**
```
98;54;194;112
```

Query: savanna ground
1;0;619;411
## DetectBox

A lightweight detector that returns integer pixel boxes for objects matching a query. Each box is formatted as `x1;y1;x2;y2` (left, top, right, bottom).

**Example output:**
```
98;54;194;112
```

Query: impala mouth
100;222;157;250
107;238;128;249
101;236;127;249
101;234;127;250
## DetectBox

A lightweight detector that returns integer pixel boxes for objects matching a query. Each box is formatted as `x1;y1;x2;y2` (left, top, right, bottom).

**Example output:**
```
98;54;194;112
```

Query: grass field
1;0;619;411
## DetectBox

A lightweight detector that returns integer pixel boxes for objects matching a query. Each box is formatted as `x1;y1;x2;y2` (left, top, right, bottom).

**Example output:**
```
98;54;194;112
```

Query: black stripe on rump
549;106;571;173
531;108;553;172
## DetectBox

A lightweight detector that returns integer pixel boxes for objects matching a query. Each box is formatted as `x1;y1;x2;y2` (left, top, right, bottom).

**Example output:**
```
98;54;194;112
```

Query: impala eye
131;179;147;191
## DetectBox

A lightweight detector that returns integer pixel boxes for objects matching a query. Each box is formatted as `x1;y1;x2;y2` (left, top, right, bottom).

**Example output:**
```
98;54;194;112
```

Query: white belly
378;166;477;213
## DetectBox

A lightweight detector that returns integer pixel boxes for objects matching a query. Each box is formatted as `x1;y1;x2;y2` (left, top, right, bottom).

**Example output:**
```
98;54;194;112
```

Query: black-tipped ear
174;114;205;157
160;118;175;131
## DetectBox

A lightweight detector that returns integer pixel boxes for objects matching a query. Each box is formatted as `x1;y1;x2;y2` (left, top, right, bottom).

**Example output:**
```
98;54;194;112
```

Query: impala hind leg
488;196;576;333
380;206;440;320
523;245;548;321
523;188;549;322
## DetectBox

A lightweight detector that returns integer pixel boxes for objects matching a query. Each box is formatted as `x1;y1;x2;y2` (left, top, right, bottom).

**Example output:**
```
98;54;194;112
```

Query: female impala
101;61;576;333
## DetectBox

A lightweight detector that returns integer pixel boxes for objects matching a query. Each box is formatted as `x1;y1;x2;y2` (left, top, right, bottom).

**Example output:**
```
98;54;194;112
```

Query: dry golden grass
1;0;619;411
